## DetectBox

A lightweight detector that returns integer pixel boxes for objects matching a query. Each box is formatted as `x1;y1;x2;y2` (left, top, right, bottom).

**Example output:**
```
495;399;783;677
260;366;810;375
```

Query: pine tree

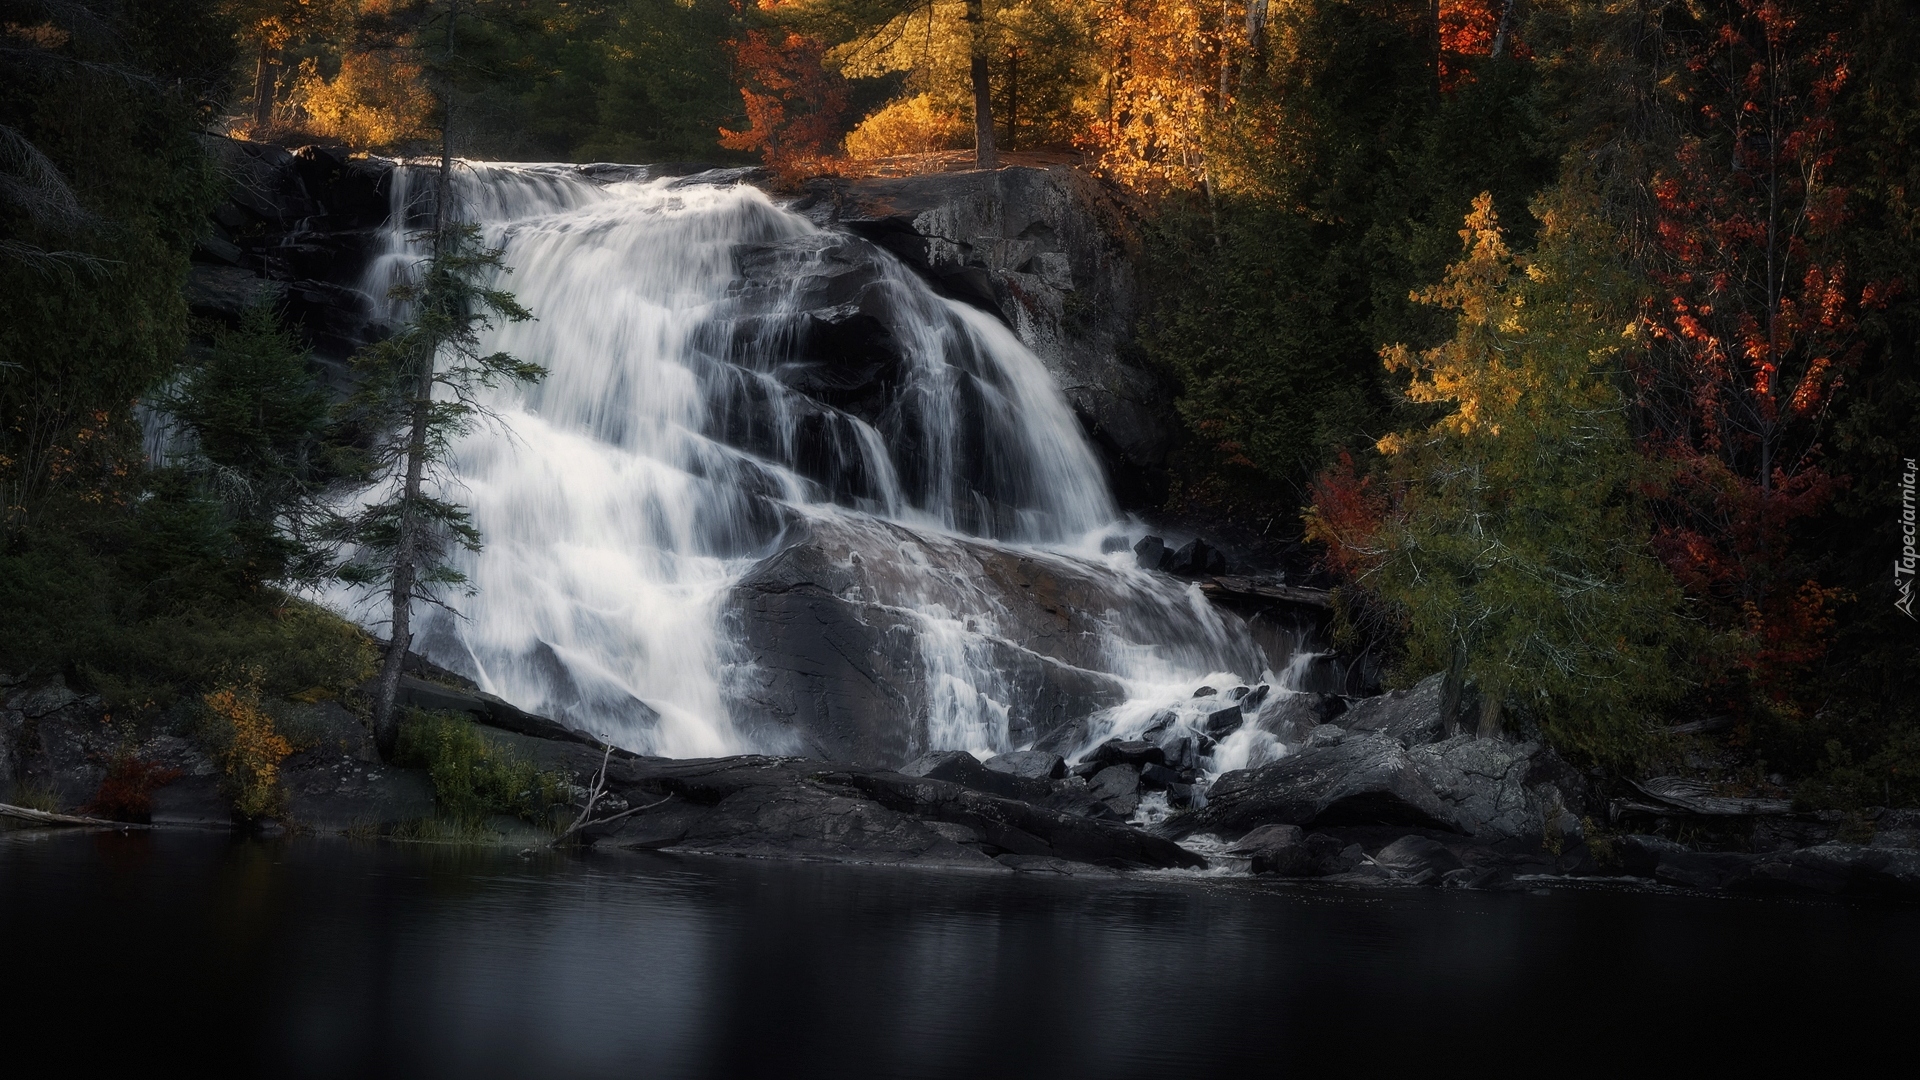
1309;184;1694;763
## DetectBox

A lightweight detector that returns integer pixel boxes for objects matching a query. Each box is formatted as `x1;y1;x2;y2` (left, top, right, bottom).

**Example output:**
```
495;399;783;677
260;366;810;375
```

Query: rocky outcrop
1171;733;1457;837
579;754;1207;871
721;515;1259;768
1165;673;1592;847
784;165;1172;507
191;138;393;390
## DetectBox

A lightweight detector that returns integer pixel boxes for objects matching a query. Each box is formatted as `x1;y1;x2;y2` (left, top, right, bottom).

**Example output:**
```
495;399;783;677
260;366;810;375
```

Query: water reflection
1;831;1914;1076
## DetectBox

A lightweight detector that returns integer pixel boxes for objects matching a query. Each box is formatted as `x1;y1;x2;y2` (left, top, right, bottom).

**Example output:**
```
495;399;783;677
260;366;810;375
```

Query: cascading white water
342;162;1289;763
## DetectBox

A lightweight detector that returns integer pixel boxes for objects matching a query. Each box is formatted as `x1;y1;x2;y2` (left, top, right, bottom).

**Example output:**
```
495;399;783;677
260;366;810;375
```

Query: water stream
338;163;1284;764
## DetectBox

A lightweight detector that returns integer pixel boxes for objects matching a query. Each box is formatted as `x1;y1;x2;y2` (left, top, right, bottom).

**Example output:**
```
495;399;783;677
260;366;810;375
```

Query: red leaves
719;29;850;173
82;756;181;823
1304;450;1392;581
1437;0;1528;92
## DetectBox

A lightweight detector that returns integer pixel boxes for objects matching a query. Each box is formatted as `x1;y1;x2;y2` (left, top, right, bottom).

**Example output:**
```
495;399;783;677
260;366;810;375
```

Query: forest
4;0;1918;816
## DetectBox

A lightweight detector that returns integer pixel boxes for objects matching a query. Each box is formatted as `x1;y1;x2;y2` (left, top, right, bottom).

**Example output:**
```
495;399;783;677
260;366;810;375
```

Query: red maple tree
1637;0;1893;706
719;27;851;176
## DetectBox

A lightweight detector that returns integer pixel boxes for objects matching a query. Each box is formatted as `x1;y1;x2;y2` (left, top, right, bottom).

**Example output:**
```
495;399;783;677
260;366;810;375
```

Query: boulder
1408;735;1577;844
1167;539;1209;577
1139;762;1182;791
1371;835;1465;880
1086;765;1141;818
901;751;1048;802
1087;739;1166;769
1228;824;1312;875
1203;704;1244;739
985;750;1067;781
1132;535;1168;571
1165;732;1456;839
1258;692;1345;742
1336;673;1449;747
725;517;1254;767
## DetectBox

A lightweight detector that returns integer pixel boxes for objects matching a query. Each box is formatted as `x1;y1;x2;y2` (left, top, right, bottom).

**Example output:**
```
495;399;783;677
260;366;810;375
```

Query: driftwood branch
0;802;153;829
552;736;671;846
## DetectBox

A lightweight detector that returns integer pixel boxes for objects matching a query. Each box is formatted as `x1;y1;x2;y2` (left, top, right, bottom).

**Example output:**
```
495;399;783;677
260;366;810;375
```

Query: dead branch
552;736;671;846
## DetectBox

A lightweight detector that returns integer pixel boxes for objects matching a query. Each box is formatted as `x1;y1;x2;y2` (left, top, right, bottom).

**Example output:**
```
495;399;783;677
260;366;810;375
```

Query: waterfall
342;162;1277;763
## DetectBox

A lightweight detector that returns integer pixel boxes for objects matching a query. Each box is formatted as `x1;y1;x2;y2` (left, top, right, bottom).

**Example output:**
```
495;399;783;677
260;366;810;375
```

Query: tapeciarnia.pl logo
1899;457;1918;619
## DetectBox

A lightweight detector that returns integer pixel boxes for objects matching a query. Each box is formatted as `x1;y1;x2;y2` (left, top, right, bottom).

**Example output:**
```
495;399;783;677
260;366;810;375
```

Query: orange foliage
719;29;851;175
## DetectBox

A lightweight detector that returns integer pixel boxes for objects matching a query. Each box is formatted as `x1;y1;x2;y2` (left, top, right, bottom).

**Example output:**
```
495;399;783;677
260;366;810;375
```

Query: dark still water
2;831;1913;1077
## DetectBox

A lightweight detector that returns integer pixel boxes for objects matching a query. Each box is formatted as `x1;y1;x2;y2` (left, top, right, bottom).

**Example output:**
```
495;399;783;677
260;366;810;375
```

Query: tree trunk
966;0;996;170
1004;48;1019;151
373;0;459;761
1476;692;1503;740
252;42;276;133
1240;0;1270;90
1490;0;1517;59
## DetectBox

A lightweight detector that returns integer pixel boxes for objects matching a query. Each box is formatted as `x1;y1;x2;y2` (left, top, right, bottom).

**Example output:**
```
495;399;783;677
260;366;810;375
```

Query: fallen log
0;802;153;829
1199;576;1333;610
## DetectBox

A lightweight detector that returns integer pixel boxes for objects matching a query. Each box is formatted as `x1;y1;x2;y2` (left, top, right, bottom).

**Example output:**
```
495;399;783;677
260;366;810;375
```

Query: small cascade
335;161;1290;762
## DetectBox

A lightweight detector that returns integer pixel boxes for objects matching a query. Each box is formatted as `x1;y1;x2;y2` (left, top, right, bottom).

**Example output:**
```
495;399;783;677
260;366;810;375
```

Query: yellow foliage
845;94;970;158
205;678;293;820
290;52;433;151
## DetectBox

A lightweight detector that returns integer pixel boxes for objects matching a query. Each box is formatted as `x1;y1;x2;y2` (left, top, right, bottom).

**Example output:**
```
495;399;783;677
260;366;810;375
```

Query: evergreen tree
161;298;335;587
339;219;542;760
1309;185;1695;763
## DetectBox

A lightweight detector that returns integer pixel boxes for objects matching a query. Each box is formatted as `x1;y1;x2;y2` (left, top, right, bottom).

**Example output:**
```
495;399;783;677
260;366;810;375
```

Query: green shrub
394;710;567;825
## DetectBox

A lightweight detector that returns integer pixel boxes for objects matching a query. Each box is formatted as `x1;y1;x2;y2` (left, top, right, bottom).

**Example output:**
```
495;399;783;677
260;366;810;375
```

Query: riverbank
9;667;1919;900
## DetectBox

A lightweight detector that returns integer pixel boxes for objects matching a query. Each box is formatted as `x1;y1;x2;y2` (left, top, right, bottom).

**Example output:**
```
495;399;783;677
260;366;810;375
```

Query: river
3;830;1913;1075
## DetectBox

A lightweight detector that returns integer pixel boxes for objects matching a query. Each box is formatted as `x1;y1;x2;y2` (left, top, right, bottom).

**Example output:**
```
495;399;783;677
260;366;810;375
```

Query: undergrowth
394;709;567;827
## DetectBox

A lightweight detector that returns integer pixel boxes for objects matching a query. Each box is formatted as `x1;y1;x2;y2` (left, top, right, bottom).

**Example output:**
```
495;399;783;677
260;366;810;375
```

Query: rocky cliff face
784;166;1171;508
187;138;392;394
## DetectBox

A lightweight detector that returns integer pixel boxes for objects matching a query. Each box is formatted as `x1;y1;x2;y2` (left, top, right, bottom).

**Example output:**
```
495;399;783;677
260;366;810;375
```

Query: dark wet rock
1166;733;1455;839
1605;835;1920;898
1086;765;1141;818
995;853;1117;875
1304;724;1346;749
1167;538;1208;576
1193;685;1218;698
1203;705;1244;739
727;517;1192;768
588;756;1204;870
1132;535;1168;571
1372;835;1465;881
1139;762;1181;791
782;164;1174;509
191;138;393;368
1166;783;1203;809
1256;691;1345;742
1336;673;1449;748
986;750;1066;781
1229;824;1310;875
1242;684;1270;710
902;750;1048;802
1088;739;1166;769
